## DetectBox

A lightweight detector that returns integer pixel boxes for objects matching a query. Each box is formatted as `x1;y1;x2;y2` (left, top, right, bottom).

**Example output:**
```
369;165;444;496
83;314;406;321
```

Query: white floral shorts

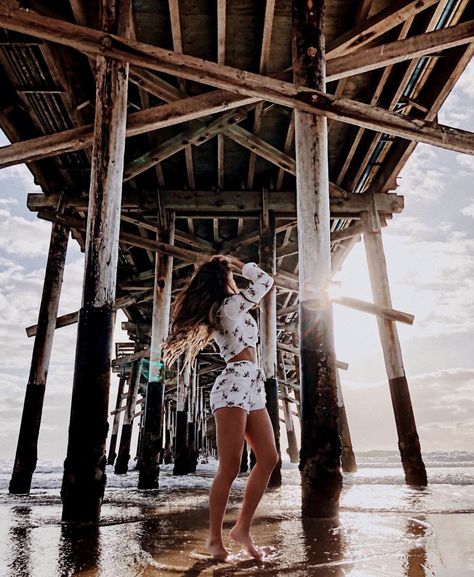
209;360;267;414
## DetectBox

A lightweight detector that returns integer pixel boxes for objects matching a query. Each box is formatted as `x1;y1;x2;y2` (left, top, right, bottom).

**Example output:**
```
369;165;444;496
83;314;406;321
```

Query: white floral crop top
212;262;274;362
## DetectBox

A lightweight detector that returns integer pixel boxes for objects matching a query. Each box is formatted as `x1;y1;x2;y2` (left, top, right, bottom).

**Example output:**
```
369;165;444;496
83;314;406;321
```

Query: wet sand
1;461;474;576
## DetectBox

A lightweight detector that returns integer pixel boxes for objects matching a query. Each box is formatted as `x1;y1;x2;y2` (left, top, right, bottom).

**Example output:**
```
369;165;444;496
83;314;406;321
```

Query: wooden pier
1;0;473;521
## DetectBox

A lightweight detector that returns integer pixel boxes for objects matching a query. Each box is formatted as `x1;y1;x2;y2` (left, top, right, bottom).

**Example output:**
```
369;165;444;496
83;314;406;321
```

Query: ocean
0;451;473;576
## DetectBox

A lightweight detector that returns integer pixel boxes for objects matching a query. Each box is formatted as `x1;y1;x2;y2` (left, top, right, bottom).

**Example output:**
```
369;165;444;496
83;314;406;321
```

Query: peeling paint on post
293;0;343;518
60;0;131;523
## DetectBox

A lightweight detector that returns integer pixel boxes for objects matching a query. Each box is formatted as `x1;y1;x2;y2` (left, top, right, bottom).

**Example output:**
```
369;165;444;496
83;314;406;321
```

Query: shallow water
0;456;473;576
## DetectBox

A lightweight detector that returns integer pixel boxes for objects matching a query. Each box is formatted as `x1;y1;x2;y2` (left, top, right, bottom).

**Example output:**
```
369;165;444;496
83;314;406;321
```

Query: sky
0;61;473;461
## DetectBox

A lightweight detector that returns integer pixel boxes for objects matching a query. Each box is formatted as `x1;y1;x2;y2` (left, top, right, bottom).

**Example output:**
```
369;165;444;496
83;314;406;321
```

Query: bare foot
205;537;229;561
229;524;263;559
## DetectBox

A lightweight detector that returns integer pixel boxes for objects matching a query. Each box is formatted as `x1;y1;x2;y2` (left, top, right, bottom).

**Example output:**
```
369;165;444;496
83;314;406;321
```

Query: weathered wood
28;189;405;216
326;0;439;57
26;292;150;338
361;212;427;486
332;295;414;325
246;0;276;189
107;373;127;466
9;222;69;495
225;124;296;175
115;358;143;474
1;5;474;156
277;292;414;324
277;353;299;464
174;364;191;475
167;0;195;188
124;108;249;181
138;213;175;489
278;342;348;371
335;370;357;473
327;20;474;81
0;91;257;168
259;208;281;487
293;0;342;519
60;0;131;523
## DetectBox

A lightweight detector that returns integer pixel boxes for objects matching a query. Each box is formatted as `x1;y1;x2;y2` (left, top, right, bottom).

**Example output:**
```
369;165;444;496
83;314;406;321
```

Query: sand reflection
7;506;33;577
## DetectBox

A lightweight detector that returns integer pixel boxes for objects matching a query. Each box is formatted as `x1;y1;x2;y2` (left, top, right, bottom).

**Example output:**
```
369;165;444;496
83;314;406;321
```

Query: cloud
438;60;474;129
395;146;449;203
0;204;51;257
456;59;474;100
456;154;474;175
461;201;474;218
341;368;474;452
0;163;42;193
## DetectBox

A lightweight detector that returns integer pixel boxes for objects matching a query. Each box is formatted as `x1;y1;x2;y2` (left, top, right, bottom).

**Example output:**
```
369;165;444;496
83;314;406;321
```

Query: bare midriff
227;345;257;365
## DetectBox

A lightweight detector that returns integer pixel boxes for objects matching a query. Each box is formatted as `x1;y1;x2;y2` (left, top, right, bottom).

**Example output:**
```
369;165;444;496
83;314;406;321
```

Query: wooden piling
259;208;282;486
361;212;427;485
9;222;69;494
107;373;127;466
336;370;357;473
138;213;175;488
60;0;131;522
163;400;173;464
173;363;191;475
293;0;343;518
277;352;299;464
115;359;142;474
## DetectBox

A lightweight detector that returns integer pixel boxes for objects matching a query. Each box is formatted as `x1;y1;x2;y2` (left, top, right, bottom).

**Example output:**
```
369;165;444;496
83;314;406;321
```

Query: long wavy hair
162;256;238;370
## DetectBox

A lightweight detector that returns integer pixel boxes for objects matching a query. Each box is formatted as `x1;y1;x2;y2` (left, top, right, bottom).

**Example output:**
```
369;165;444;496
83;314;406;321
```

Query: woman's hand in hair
223;255;245;272
210;254;244;272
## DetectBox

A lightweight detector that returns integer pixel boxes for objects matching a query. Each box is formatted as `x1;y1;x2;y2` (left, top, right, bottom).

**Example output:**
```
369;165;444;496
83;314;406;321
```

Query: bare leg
206;407;247;560
229;408;279;559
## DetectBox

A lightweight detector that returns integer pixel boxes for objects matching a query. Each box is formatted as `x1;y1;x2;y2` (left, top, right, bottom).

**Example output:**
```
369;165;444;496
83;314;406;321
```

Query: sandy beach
1;454;473;576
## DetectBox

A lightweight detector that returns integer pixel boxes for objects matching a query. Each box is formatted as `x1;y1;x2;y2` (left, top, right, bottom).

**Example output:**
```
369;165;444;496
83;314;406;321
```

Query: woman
163;255;279;561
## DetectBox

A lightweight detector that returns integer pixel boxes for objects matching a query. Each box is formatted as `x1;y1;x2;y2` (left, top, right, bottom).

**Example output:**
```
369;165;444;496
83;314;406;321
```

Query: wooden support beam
9;223;69;495
115;358;143;474
332;295;415;325
120;214;214;252
61;0;131;523
293;0;342;519
247;0;276;189
277;293;414;325
277;342;348;371
276;113;295;190
0;91;257;169
259;208;281;487
138;213;175;489
326;0;440;57
124;107;248;181
107;373;127;466
217;0;226;189
277;352;299;463
168;0;195;189
224;124;296;175
336;370;357;473
27;189;405;215
361;212;427;486
174;363;191;475
26;292;150;338
1;5;473;156
327;20;474;81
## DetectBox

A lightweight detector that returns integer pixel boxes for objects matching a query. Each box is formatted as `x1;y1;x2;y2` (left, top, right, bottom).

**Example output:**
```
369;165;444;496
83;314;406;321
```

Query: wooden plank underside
0;6;473;155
